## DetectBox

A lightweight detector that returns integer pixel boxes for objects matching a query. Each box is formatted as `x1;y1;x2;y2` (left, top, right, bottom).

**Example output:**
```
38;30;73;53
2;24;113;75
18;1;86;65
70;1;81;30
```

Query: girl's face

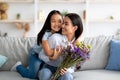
62;16;77;36
50;13;63;33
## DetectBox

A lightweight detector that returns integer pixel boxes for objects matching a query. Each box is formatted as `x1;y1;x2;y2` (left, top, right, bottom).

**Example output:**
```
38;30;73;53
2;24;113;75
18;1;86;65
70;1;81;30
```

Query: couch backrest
0;37;36;71
80;35;120;70
1;35;120;71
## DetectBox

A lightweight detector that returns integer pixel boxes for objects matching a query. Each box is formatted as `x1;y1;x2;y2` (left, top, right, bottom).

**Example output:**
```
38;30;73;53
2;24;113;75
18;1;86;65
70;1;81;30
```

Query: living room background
0;0;120;37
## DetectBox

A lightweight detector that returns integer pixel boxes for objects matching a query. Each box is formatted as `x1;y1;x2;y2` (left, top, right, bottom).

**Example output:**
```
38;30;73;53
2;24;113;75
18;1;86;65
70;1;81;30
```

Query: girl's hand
55;46;62;55
49;46;62;60
60;68;67;75
53;46;62;57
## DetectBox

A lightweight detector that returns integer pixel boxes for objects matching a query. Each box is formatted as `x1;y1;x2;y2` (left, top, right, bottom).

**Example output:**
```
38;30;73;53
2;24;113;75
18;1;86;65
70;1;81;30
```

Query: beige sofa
0;35;120;80
73;35;120;80
0;37;36;80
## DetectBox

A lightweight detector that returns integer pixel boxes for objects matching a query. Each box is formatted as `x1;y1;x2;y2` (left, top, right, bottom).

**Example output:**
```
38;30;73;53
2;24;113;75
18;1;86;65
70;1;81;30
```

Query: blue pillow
106;39;120;70
0;54;8;68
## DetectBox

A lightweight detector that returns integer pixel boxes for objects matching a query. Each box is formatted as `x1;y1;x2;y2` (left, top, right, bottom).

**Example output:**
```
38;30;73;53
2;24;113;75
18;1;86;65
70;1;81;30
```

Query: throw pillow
106;39;120;70
0;54;8;68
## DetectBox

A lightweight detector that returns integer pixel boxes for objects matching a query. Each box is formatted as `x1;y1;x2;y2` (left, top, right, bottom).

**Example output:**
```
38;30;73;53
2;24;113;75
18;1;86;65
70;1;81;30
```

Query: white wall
37;2;86;37
0;2;85;37
0;2;120;37
86;3;120;37
0;3;35;37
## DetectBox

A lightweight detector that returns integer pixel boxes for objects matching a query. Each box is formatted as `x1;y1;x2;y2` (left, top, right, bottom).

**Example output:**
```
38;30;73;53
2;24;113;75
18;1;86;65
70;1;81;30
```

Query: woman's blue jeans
38;64;73;80
16;48;43;79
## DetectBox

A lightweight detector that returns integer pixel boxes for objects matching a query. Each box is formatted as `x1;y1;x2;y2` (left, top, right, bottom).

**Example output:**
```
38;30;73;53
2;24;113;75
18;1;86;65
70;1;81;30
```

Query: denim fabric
38;64;73;80
16;48;43;79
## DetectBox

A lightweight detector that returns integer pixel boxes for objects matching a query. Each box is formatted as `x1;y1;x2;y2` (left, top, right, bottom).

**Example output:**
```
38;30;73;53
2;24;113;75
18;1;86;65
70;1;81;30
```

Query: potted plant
16;13;21;20
61;10;69;17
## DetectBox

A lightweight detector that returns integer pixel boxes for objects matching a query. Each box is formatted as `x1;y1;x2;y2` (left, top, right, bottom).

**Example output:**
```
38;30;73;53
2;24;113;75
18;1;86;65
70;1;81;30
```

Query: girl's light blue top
39;33;76;73
32;31;52;55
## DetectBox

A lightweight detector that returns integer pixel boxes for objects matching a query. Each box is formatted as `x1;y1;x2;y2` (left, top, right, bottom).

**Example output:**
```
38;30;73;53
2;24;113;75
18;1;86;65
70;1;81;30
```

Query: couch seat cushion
0;71;36;80
72;70;120;80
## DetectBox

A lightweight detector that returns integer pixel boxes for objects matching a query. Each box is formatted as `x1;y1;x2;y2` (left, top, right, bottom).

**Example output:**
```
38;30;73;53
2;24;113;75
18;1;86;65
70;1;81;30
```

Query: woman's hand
60;68;67;75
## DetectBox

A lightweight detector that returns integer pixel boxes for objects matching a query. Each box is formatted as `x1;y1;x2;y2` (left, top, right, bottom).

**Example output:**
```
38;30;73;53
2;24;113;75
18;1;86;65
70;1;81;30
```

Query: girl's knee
34;60;42;66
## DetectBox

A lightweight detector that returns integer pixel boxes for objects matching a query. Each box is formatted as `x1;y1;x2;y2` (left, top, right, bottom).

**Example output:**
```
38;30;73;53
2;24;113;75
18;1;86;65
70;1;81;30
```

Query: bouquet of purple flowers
51;41;91;80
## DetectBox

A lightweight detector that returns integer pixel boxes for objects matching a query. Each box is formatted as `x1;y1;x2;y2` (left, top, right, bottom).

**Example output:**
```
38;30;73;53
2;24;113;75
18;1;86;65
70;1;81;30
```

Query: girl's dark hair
65;13;83;40
37;10;62;45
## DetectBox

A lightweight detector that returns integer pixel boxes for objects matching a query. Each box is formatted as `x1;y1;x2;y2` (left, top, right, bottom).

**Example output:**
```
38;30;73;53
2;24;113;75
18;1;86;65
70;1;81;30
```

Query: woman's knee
38;68;52;80
59;72;73;80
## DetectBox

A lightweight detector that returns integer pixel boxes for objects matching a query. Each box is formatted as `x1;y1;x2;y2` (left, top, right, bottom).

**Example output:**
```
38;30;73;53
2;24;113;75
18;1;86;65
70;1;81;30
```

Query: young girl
38;13;83;80
11;10;63;79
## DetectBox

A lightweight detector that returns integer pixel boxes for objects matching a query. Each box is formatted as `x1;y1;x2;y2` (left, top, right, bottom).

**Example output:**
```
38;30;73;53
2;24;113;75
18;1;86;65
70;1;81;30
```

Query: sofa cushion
0;37;36;71
73;70;120;80
0;54;8;68
0;71;36;80
106;39;120;70
80;35;113;70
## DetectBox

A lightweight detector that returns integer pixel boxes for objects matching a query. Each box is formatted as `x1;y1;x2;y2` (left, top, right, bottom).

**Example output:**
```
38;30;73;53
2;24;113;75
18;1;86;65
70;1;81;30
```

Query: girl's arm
42;40;63;61
42;40;62;60
42;33;63;60
42;40;54;57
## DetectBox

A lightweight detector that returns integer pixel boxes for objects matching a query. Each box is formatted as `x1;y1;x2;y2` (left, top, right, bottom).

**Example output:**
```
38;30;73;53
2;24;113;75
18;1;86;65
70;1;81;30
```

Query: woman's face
62;16;76;36
50;13;63;33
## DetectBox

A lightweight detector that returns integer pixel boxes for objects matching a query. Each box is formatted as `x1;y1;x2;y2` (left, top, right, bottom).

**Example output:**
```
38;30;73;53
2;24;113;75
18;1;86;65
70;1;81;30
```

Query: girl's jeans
38;64;73;80
16;48;43;79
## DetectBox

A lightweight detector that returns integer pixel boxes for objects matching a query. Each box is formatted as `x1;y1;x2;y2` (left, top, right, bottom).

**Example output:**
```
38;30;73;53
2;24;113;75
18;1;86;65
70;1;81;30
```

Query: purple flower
50;42;91;80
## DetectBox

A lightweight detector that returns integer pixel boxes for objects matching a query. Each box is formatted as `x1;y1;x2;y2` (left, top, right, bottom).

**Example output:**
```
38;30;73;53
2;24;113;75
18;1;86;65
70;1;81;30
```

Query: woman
38;13;83;80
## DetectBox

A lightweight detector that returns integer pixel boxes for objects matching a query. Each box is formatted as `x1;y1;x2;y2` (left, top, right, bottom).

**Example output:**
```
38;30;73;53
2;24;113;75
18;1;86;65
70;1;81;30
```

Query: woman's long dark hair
65;13;83;40
37;10;62;45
